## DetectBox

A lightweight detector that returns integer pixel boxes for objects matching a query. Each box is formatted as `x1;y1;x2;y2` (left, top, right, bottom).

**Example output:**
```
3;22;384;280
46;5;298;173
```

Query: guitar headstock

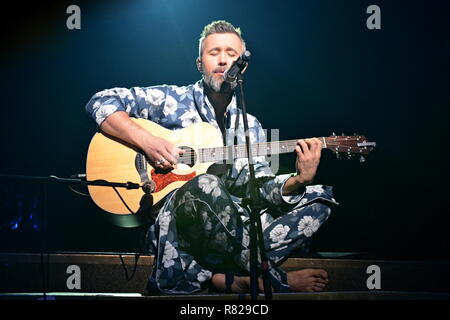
325;133;376;162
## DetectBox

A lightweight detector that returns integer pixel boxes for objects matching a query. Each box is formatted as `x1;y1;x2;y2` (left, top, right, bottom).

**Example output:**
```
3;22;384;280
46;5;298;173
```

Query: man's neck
204;83;233;118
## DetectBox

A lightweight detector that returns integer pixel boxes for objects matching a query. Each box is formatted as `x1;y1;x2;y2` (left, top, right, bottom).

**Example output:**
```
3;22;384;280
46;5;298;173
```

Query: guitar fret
200;140;304;163
197;137;343;163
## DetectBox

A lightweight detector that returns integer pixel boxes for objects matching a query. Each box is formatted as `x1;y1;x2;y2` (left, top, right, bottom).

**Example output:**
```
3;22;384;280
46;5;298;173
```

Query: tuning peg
332;132;336;136
359;155;366;163
347;152;352;160
335;152;341;160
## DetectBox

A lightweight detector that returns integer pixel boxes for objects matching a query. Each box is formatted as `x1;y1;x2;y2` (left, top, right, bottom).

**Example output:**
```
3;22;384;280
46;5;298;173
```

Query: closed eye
226;48;238;57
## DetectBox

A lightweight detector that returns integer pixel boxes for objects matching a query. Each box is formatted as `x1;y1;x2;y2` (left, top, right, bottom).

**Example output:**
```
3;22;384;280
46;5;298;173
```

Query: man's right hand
141;136;185;170
99;111;184;170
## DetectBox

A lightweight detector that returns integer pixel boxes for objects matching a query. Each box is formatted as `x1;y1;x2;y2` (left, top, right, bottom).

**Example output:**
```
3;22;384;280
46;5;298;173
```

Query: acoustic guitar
86;119;375;226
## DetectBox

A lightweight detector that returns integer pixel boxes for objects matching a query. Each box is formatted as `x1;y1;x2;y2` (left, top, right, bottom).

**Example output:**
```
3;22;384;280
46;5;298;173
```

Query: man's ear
196;58;203;73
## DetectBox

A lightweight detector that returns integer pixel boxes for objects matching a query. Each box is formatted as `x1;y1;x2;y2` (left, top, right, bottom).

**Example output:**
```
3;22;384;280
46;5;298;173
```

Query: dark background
0;0;448;260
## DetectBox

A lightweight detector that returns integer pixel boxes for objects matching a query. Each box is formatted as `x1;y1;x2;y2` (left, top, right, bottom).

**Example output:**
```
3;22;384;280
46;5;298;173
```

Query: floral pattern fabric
85;80;339;294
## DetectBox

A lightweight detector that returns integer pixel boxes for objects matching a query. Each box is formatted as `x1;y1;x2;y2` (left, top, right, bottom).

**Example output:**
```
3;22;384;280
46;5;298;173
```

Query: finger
152;157;166;169
152;153;172;169
165;145;179;160
160;158;176;170
297;139;306;152
304;139;315;157
169;146;184;159
161;150;178;165
296;146;307;164
298;140;311;157
170;145;187;163
313;138;323;157
295;145;304;158
305;138;318;152
306;138;317;151
315;146;323;159
315;137;323;149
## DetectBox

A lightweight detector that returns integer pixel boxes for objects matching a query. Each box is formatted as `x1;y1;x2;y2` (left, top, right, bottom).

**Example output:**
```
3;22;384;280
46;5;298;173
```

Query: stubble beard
203;71;237;93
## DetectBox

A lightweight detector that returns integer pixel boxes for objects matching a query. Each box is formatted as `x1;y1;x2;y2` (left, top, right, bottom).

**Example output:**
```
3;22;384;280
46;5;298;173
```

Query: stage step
1;252;449;298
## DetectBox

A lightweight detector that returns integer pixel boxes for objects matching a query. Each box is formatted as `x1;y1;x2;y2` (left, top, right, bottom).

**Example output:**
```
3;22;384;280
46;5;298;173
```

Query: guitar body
86;119;224;224
86;118;375;227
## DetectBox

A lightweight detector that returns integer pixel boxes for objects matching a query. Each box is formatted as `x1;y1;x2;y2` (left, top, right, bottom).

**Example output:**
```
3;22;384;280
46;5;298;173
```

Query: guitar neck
199;138;328;163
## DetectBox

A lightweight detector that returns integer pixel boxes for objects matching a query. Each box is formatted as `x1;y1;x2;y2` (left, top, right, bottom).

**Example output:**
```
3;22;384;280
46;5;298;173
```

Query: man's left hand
294;138;323;185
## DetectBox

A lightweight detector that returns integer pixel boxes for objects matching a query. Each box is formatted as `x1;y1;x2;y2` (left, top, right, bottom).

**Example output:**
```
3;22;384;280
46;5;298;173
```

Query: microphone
223;50;251;83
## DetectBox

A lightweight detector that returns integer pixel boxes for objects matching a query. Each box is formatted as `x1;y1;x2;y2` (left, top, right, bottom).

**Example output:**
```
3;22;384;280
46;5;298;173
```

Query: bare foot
211;269;328;293
287;269;328;292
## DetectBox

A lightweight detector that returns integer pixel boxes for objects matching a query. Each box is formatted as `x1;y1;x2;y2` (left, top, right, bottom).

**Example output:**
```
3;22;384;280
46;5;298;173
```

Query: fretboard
198;138;327;163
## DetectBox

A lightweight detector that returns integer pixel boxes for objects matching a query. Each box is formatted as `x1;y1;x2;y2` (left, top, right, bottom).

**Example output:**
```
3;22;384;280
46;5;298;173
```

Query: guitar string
171;138;367;164
176;145;365;161
175;141;364;156
175;138;358;156
176;138;364;155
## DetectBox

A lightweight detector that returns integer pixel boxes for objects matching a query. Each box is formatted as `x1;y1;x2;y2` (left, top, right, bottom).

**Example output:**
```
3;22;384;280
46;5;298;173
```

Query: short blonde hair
198;20;246;58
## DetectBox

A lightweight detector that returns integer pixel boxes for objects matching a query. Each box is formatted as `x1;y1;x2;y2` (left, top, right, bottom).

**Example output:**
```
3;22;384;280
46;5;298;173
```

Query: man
86;20;338;294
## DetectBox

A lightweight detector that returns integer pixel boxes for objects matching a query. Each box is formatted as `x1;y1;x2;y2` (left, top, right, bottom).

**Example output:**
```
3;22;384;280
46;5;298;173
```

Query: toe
314;282;326;289
313;285;324;292
314;269;328;281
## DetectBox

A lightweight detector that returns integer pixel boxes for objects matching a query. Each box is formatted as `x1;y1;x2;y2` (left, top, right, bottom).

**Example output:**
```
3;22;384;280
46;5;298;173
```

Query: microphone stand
0;173;141;300
235;73;273;300
0;174;141;190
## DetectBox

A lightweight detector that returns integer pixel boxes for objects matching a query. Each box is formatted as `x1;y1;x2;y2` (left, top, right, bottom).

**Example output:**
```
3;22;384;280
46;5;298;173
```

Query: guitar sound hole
178;146;196;168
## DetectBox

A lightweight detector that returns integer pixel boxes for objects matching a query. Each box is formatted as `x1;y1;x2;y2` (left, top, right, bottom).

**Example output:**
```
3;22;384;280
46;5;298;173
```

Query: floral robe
86;80;338;294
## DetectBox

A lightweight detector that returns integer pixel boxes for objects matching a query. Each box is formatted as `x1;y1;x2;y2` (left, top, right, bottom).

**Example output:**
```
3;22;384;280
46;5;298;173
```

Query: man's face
198;33;244;92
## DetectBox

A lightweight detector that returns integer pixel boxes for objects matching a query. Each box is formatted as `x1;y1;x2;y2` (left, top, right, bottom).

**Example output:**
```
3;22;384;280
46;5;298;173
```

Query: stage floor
1;251;450;300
